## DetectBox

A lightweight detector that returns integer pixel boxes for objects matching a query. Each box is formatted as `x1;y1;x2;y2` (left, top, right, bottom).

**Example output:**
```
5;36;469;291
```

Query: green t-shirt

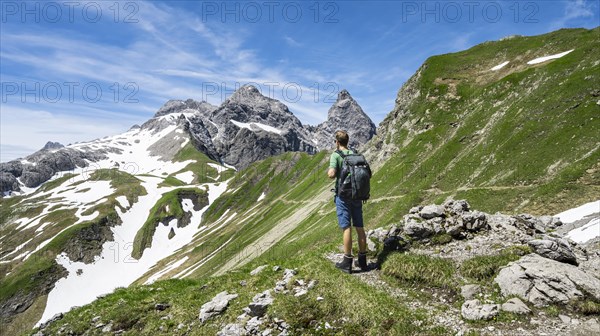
329;149;353;184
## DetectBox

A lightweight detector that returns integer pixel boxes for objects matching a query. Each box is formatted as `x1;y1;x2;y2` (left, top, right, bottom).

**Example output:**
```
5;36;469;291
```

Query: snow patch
180;138;189;148
174;171;195;184
144;256;189;285
555;200;600;244
175;235;235;279
566;218;600;244
230;120;283;135
115;196;130;209
0;239;32;262
491;61;509;71
555;200;599;223
527;49;574;65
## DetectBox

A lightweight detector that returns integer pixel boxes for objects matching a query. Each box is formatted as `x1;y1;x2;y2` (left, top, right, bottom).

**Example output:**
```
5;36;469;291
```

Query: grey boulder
403;216;434;239
246;290;274;317
495;254;600;307
420;205;445;219
460;284;482;300
199;291;239;323
528;237;578;265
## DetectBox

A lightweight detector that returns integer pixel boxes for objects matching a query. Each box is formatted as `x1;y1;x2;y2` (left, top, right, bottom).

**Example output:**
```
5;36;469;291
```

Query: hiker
327;130;369;273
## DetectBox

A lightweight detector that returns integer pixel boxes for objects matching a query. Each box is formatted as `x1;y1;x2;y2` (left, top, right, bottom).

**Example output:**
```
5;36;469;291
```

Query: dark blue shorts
335;196;364;229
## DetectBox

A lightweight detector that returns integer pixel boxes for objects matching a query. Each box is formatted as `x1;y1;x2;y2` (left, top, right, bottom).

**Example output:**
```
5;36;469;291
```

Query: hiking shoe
335;254;353;274
356;252;368;272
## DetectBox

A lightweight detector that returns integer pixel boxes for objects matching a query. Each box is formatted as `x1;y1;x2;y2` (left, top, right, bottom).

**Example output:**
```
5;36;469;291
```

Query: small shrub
572;299;600;315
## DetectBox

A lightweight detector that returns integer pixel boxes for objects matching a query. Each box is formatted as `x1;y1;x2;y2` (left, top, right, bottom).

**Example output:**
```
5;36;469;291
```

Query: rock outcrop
494;254;600;307
0;148;106;191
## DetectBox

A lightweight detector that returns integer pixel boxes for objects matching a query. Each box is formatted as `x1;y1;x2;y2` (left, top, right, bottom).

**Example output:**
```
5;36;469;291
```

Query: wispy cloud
550;0;598;30
284;36;303;47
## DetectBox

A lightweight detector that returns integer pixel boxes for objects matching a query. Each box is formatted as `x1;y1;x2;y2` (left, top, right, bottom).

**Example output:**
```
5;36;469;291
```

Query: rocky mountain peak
205;84;316;168
311;89;376;151
225;84;285;112
154;99;216;118
42;141;64;151
229;84;262;101
337;89;351;101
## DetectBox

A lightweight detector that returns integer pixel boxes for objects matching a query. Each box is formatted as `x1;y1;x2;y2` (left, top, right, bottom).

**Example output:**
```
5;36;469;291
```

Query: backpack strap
334;150;346;195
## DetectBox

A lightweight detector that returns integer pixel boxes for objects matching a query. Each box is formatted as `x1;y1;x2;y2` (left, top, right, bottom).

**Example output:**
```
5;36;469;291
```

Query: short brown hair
335;130;349;146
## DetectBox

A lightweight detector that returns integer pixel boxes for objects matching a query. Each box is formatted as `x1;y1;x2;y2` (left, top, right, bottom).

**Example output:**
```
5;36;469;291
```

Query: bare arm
327;168;336;179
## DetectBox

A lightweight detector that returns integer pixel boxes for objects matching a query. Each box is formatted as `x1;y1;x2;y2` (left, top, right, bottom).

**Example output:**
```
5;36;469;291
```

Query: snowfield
175;171;195;184
37;178;231;326
555;200;599;223
555;200;600;244
491;61;509;71
527;49;574;65
566;218;600;244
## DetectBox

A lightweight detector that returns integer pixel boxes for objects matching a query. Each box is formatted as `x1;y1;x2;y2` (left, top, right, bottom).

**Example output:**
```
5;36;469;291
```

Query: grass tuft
382;252;456;290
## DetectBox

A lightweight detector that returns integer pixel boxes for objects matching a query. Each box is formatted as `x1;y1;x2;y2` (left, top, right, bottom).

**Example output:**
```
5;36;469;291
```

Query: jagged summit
154;99;216;118
311;89;376;151
204;85;316;168
227;84;265;104
42;141;64;151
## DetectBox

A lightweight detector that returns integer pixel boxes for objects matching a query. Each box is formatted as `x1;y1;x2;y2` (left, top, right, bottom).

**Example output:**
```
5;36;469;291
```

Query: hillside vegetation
365;27;599;219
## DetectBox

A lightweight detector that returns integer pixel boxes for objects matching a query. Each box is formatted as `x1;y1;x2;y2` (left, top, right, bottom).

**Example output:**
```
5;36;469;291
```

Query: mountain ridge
0;85;375;194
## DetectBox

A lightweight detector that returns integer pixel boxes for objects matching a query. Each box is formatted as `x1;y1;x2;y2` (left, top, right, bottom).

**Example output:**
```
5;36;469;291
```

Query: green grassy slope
132;151;332;284
366;27;599;221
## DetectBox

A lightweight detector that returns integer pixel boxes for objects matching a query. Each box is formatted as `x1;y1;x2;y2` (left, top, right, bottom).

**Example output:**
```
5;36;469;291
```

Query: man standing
327;130;368;273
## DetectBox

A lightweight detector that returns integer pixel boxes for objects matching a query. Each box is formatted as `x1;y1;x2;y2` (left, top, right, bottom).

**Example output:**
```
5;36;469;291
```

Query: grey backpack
336;150;372;201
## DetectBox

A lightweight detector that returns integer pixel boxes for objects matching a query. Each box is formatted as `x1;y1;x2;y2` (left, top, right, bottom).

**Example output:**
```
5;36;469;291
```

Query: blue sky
1;0;598;162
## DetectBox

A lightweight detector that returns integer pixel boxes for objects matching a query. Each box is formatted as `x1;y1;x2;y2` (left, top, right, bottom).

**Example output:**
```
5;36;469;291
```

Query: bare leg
343;227;352;255
355;227;367;254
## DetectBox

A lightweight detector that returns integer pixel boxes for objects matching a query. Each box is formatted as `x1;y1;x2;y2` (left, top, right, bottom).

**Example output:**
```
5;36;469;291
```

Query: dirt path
213;187;332;276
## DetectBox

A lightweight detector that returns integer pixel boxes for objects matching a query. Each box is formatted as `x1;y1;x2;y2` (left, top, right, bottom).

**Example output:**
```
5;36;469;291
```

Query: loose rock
461;300;500;320
501;298;531;315
199;291;239;323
